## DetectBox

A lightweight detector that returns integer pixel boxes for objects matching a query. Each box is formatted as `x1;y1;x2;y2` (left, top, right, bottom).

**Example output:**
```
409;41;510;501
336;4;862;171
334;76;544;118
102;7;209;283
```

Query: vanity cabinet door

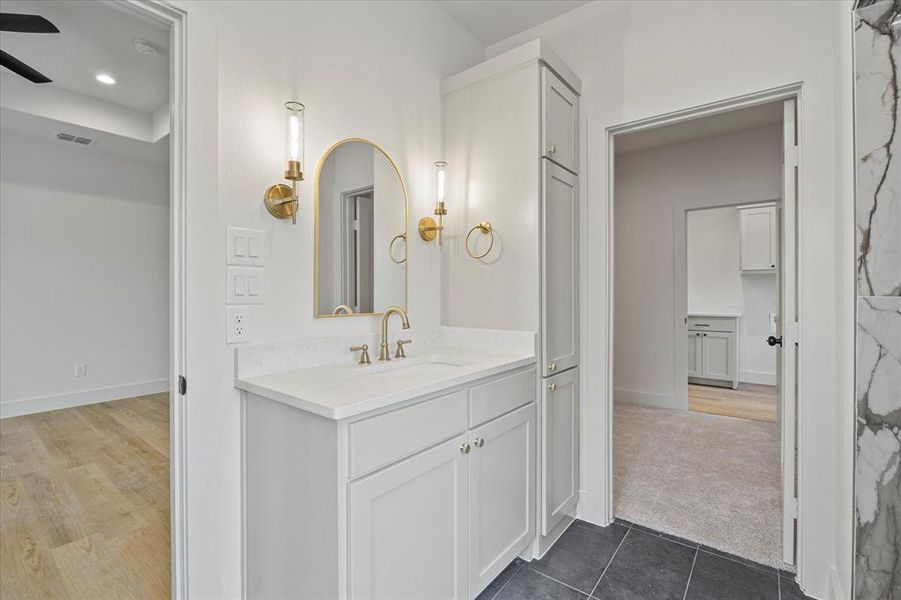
468;404;536;597
701;331;736;383
348;434;469;600
541;368;579;536
541;161;579;378
541;67;579;174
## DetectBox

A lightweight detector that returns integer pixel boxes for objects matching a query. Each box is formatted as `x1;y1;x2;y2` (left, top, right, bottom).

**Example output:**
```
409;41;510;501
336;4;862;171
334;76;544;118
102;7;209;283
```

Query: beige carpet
614;400;784;567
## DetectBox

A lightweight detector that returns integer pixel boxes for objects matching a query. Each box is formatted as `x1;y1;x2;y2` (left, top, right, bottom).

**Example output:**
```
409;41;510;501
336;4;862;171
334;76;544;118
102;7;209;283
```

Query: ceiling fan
0;12;59;84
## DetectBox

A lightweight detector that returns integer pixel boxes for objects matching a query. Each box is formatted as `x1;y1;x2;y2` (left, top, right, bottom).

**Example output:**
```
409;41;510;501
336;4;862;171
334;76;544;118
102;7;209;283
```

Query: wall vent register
56;132;95;146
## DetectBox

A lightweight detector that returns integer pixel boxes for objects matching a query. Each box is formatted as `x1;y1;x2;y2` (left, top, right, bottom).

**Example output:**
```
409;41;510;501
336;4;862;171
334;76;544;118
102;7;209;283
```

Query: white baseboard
614;388;678;410
740;370;777;385
0;379;169;418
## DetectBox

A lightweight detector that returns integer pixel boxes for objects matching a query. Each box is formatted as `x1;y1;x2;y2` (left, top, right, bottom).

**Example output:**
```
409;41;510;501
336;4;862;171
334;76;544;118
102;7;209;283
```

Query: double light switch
227;227;266;305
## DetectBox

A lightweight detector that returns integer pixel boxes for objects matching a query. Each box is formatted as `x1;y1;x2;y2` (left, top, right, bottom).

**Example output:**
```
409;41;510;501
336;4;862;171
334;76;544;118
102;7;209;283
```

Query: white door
779;97;799;566
541;161;579;377
687;332;702;378
355;194;374;313
468;404;536;596
541;67;579;173
701;331;735;382
348;434;469;600
541;368;579;536
740;205;778;272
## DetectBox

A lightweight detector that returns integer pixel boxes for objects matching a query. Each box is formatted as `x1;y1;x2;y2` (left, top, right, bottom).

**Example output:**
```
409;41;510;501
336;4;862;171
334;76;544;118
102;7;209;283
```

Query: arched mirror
315;139;407;317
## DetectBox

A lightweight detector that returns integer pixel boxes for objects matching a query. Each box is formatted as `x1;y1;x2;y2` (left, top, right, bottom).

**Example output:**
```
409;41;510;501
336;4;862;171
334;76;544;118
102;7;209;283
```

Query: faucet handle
395;339;412;359
350;344;371;365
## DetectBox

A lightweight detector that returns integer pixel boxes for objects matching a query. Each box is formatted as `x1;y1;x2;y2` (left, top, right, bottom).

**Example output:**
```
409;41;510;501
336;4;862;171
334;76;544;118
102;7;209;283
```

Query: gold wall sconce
264;101;305;224
418;161;447;245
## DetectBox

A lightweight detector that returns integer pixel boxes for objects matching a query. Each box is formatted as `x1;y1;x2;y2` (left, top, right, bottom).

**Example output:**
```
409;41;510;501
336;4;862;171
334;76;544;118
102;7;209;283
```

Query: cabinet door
469;404;536;596
542;161;579;378
541;368;579;536
687;332;703;378
740;205;778;271
348;435;469;600
541;67;579;173
700;331;736;382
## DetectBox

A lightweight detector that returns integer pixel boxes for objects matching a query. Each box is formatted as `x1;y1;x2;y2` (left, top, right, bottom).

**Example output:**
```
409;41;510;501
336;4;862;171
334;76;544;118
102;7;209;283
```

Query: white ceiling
615;102;784;154
433;0;592;46
0;0;169;112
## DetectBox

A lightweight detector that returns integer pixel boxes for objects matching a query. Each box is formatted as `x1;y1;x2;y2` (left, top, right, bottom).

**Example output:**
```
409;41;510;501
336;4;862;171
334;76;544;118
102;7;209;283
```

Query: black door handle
766;336;782;347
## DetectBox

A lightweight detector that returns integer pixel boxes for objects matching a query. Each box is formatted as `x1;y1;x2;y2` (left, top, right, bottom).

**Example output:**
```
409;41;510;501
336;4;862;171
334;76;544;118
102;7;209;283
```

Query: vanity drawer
469;368;536;428
687;316;737;333
348;390;467;479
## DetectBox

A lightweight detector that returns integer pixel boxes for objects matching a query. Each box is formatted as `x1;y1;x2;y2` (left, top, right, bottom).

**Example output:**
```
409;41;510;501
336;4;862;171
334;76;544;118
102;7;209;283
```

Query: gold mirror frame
314;138;409;318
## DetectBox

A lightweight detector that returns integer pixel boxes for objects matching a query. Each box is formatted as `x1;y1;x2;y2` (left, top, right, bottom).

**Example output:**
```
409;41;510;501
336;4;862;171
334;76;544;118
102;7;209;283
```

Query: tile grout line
588;526;631;598
487;562;524;600
777;571;781;600
681;546;699;600
528;568;592;597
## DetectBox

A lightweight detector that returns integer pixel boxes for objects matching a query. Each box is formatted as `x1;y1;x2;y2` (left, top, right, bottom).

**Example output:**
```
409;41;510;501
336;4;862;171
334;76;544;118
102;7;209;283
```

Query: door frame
117;1;188;597
604;83;803;569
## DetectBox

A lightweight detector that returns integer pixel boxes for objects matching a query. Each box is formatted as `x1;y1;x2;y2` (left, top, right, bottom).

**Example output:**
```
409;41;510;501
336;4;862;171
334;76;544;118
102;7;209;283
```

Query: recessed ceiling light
95;73;116;85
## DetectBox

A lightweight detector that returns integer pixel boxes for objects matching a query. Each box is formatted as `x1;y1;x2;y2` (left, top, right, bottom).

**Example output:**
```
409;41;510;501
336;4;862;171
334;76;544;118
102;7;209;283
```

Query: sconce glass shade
435;161;447;204
284;101;305;180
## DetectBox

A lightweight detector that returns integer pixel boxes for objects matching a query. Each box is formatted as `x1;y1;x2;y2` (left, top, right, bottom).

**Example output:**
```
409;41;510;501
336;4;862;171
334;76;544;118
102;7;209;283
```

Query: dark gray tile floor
476;519;812;600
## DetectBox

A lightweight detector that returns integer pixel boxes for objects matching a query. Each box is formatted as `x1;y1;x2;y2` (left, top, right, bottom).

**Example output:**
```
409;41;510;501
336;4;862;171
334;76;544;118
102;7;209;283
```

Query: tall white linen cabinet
441;39;582;557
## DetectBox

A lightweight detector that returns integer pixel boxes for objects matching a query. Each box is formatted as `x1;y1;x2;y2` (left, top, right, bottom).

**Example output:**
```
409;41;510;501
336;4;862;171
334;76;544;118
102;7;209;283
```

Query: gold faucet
379;305;410;361
333;304;354;315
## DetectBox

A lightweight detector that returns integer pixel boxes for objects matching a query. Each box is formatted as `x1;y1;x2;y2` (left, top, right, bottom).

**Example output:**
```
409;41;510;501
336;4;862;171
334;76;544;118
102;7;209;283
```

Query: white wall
614;125;781;408
687;205;778;385
0;129;168;418
487;3;853;596
169;1;483;597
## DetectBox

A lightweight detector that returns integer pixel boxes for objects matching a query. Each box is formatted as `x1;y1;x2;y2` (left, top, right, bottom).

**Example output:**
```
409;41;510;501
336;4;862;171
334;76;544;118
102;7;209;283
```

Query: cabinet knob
474;437;485;448
460;443;471;454
547;145;557;155
548;362;556;372
548;383;557;391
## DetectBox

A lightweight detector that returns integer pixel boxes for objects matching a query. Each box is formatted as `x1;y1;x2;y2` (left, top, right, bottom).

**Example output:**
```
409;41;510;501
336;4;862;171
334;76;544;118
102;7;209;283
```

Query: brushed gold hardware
548;362;556;372
395;339;412;358
350;344;371;365
474;437;485;448
548;383;557;391
389;233;407;264
418;216;443;242
465;221;494;260
314;138;408;318
460;443;471;454
379;305;410;361
333;304;354;315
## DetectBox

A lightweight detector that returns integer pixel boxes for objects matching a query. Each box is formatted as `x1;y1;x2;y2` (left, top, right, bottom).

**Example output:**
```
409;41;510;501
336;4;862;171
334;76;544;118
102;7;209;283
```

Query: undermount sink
365;356;470;375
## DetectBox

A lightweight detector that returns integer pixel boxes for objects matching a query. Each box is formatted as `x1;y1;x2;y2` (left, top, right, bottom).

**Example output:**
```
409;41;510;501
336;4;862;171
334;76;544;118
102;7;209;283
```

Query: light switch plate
227;227;266;266
227;266;264;304
227;306;253;343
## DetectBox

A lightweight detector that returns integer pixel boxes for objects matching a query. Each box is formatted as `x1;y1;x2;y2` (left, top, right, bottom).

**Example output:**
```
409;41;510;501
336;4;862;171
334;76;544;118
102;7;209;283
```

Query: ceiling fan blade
0;50;51;83
0;13;59;33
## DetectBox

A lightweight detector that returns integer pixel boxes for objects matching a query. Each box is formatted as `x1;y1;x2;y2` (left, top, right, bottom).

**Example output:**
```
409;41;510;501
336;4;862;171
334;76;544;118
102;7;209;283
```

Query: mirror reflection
315;139;407;317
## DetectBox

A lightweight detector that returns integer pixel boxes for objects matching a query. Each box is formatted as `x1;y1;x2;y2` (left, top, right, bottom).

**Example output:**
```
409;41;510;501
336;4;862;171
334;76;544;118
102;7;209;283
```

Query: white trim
740;370;777;386
604;82;804;572
829;566;846;600
613;388;674;410
0;379;169;419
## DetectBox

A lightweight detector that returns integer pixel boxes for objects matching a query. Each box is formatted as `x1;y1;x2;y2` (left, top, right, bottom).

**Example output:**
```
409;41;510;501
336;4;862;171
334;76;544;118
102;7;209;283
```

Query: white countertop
234;326;536;420
688;310;742;318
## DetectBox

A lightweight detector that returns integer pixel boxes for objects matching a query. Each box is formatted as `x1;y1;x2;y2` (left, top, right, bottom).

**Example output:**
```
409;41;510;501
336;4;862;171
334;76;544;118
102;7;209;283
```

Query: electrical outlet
227;306;252;343
74;363;87;377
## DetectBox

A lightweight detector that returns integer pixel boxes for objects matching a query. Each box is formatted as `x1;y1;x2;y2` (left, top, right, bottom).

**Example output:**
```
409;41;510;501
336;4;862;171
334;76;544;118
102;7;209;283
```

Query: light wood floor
688;383;778;422
0;393;170;600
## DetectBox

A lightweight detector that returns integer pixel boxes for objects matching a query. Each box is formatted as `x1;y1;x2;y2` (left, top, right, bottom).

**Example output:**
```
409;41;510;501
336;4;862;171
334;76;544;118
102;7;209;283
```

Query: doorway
0;0;185;597
607;89;800;571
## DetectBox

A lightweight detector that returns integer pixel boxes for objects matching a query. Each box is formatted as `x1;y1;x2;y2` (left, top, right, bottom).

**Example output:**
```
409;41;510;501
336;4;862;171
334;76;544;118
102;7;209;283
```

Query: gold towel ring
465;221;494;260
389;233;407;264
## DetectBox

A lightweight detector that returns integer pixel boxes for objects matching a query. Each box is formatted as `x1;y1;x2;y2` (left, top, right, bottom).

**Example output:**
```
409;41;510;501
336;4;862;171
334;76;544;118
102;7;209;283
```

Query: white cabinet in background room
442;39;581;558
687;315;740;389
739;204;779;272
